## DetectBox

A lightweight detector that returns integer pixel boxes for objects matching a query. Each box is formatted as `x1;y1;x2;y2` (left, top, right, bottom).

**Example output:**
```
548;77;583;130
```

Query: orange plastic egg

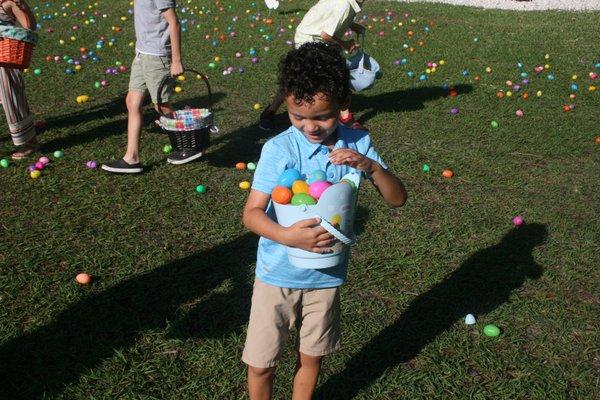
235;162;246;170
442;169;454;179
75;273;91;285
496;91;505;99
596;136;600;144
562;105;571;112
272;186;292;204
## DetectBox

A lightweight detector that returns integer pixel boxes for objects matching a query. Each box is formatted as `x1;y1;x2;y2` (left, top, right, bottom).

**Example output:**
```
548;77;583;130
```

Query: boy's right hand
283;218;336;253
170;60;184;77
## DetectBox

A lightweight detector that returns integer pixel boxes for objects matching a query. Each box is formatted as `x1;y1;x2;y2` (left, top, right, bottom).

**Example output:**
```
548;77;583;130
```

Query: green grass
1;0;599;398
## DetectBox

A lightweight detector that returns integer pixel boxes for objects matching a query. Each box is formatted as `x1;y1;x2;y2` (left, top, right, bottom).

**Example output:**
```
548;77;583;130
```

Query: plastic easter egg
291;180;309;195
465;314;476;325
253;102;262;110
512;215;524;226
491;120;499;128
239;181;251;190
235;162;246;170
75;273;91;284
195;184;206;194
450;107;459;115
163;144;172;154
86;160;97;169
277;168;301;188
442;169;454;179
33;68;42;75
35;161;45;170
291;192;317;206
515;109;524;117
271;185;292;204
0;158;9;168
422;164;430;172
483;324;500;337
247;162;256;171
308;180;332;200
39;156;50;165
30;170;41;179
307;169;327;184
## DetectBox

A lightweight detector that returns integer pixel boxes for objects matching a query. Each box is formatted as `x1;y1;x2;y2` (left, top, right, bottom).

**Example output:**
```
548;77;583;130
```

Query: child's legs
124;90;146;163
242;278;302;399
292;352;323;400
0;67;36;147
248;365;276;400
292;286;341;398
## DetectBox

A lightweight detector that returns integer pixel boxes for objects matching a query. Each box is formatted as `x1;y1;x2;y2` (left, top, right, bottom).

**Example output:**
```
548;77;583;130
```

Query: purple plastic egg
86;160;97;169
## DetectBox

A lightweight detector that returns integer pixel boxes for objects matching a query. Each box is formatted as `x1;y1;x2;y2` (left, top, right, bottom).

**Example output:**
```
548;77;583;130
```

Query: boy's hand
171;60;184;77
329;148;377;174
344;39;360;53
284;218;335;253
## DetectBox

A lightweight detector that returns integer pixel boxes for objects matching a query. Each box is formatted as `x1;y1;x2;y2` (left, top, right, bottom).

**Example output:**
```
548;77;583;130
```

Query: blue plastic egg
277;168;302;188
307;170;327;184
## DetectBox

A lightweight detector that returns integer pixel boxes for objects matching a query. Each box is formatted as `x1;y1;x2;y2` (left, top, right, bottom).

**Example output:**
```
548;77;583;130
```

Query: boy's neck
322;127;339;149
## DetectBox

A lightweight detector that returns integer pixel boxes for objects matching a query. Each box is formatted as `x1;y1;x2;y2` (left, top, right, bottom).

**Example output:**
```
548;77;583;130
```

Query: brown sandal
12;143;40;160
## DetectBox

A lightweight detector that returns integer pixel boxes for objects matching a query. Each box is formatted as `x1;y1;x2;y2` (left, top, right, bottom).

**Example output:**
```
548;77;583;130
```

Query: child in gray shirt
102;0;190;173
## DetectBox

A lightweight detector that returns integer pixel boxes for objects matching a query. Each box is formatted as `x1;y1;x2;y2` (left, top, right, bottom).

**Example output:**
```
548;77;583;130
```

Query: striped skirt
0;66;35;146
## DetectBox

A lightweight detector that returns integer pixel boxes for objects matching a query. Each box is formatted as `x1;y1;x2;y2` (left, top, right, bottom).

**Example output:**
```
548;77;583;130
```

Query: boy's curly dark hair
278;42;350;105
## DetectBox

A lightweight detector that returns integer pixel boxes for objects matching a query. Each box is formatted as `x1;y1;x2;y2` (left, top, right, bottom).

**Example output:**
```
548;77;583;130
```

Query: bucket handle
156;68;212;117
318;217;356;245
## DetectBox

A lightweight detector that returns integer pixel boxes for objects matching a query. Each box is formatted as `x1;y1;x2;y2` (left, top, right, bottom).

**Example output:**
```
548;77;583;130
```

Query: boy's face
285;93;344;145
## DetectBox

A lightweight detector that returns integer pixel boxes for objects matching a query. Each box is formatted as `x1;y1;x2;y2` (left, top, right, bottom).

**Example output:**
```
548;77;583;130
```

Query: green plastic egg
483;324;500;337
291;193;317;206
0;158;9;168
195;184;206;194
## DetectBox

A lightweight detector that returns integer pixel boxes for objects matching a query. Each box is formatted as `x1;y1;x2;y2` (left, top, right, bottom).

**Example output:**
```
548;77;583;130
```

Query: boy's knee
126;91;144;111
248;365;275;379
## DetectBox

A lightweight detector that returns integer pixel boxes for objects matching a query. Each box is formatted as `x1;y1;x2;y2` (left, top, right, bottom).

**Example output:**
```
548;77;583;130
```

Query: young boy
242;42;406;400
102;0;187;174
259;0;366;131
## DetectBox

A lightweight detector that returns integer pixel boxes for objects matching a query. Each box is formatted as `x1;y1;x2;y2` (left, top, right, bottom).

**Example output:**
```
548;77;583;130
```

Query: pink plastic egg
512;215;524;226
39;156;50;165
308;181;332;200
35;161;45;170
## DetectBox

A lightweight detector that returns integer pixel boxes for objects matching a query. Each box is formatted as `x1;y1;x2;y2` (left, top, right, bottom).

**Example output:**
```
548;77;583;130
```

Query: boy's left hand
329;148;376;174
171;61;184;77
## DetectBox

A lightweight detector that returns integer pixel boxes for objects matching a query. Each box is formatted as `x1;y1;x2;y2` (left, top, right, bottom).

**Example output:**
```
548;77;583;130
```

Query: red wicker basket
0;36;33;69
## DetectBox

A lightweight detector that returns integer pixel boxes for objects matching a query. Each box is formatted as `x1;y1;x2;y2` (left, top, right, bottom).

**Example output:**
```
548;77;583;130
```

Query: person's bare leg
291;352;322;400
123;90;146;164
248;365;276;400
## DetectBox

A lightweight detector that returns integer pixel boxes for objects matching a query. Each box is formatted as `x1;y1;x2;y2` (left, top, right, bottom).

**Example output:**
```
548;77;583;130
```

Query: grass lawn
0;0;599;398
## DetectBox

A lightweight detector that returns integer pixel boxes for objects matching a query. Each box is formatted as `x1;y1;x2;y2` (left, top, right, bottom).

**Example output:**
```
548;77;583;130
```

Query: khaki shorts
242;278;341;368
128;53;173;104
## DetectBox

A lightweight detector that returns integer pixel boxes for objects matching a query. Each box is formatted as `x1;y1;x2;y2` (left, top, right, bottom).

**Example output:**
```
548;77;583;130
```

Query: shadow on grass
352;84;473;125
316;223;547;399
0;233;257;400
39;92;226;153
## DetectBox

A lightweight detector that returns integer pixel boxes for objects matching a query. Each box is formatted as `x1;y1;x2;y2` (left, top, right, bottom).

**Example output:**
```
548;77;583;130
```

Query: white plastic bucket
273;171;361;269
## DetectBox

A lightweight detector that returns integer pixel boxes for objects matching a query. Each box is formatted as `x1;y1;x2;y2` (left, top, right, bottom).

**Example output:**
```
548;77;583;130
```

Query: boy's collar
292;125;345;159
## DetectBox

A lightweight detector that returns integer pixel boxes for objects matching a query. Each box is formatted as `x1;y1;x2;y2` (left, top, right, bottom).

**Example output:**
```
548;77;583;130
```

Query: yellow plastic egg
291;180;309;195
174;86;182;93
30;170;41;179
239;181;251;190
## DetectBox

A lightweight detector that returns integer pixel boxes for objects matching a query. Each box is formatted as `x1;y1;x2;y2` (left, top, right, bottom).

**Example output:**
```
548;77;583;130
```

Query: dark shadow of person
352;84;473;125
0;232;256;400
39;92;225;153
316;223;547;399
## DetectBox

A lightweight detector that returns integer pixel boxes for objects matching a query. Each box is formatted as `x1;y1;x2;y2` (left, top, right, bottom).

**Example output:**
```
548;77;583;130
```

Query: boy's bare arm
162;8;183;76
243;190;336;253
